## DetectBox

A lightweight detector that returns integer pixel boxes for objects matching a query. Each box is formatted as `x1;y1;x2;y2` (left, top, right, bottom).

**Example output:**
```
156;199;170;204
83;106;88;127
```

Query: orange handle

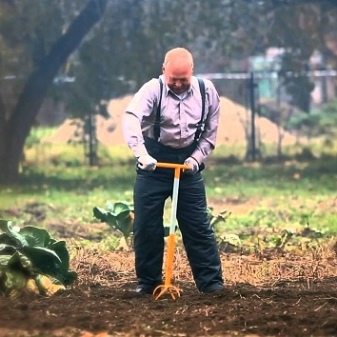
164;233;175;286
156;162;191;170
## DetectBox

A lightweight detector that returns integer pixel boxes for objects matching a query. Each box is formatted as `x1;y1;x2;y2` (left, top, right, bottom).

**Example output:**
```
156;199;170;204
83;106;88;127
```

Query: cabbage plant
94;201;175;250
0;219;77;298
93;201;134;249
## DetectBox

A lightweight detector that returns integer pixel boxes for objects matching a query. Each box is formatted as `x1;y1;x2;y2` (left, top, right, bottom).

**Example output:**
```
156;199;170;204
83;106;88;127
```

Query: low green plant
0;219;77;298
93;201;134;250
208;207;231;231
218;233;242;253
207;207;242;253
93;201;178;249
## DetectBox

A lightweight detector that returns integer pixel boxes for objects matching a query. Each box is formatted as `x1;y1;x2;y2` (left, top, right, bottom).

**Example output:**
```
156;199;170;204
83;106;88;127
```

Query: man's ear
162;64;165;73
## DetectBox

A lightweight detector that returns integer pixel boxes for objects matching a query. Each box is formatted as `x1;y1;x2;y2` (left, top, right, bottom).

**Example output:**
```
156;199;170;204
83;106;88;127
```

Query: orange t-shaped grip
155;162;191;170
156;162;191;179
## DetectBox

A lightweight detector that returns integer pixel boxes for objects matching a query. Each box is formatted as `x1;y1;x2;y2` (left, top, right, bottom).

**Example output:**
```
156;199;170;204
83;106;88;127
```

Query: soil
1;247;337;337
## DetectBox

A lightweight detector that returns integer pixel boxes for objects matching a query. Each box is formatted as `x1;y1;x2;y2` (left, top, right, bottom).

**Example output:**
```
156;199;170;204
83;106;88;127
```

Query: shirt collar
159;75;197;97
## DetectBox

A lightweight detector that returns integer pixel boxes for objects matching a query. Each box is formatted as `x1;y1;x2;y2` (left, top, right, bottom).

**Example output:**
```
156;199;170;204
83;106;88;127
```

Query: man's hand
137;154;157;171
184;157;199;175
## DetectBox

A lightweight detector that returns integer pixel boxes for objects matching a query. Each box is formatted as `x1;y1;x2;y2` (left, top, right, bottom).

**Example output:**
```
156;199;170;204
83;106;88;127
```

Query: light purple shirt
122;75;220;164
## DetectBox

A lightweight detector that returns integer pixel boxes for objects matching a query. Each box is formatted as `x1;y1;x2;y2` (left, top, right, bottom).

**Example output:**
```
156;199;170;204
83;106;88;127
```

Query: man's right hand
137;154;157;171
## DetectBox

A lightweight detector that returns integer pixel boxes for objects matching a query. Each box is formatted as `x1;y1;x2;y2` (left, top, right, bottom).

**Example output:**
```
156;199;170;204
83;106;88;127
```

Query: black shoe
134;284;157;295
202;284;225;294
209;287;226;294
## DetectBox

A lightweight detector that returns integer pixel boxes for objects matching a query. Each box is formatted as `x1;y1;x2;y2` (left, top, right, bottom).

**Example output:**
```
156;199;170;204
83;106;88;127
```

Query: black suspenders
153;79;164;141
153;78;206;142
195;78;206;142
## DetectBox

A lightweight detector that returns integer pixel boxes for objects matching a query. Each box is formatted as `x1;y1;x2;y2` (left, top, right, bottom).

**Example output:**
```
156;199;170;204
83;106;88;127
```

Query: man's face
162;59;193;95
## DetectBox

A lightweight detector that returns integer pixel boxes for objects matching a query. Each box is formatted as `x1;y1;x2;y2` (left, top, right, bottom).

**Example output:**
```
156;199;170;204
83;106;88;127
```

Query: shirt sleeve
122;79;159;157
190;79;220;164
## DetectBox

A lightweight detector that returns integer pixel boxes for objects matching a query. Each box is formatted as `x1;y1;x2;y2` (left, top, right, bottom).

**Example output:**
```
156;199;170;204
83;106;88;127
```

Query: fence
196;69;337;160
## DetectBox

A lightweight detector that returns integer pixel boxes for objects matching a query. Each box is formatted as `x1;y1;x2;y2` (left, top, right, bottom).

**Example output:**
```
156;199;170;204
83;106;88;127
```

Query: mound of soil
41;96;298;148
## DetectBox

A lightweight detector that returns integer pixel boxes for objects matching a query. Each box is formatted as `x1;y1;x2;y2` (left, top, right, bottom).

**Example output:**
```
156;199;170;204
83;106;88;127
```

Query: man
122;47;224;294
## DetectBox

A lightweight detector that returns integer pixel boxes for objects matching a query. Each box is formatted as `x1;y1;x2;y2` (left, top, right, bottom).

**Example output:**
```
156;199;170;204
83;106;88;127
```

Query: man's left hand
184;157;199;175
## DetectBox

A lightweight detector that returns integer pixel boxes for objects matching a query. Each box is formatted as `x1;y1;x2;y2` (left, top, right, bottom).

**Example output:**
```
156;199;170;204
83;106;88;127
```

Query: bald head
163;48;194;68
162;48;194;95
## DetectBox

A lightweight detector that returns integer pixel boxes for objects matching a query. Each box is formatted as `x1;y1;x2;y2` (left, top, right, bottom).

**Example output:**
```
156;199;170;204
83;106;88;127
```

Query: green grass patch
1;133;337;252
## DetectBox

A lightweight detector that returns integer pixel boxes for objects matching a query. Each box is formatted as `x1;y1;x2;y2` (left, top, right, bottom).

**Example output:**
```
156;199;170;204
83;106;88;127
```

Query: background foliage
0;0;336;180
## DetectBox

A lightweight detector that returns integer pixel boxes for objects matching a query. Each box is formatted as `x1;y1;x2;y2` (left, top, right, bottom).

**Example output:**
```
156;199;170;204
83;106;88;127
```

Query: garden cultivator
153;162;191;300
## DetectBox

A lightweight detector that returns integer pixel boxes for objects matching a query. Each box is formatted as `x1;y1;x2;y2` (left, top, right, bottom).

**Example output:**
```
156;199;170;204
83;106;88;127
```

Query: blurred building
197;48;337;109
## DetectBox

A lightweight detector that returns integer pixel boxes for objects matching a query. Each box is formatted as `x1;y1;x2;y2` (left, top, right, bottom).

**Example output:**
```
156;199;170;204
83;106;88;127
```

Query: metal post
84;108;98;166
249;71;257;161
88;110;94;166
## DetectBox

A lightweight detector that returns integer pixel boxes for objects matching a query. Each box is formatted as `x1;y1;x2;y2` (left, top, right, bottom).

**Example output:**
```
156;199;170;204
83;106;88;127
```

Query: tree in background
0;0;108;183
264;1;337;112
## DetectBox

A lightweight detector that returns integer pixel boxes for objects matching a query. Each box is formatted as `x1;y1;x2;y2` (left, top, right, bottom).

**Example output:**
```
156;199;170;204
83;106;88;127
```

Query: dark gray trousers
133;138;223;292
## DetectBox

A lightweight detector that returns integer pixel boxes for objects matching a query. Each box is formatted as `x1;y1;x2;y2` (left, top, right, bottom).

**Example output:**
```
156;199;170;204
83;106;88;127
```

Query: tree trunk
0;0;108;184
0;93;8;182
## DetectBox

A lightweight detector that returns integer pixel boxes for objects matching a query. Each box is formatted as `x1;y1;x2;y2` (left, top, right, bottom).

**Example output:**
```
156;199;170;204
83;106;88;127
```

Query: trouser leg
177;173;224;292
133;171;171;287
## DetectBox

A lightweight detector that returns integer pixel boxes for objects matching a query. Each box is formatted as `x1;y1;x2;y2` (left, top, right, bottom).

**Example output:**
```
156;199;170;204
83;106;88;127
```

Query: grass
1;136;337;253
